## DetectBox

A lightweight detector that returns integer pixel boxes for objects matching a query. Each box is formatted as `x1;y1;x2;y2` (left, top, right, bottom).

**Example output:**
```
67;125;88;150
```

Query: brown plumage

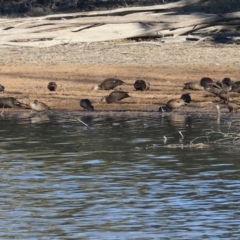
222;78;233;87
159;93;191;112
200;77;214;88
231;81;240;92
0;97;21;108
206;84;229;103
30;100;50;112
80;99;94;111
218;92;229;103
0;84;4;93
166;99;187;110
101;91;131;103
134;79;150;91
48;82;57;91
206;84;222;95
183;82;203;91
94;78;125;90
216;81;232;92
180;93;191;103
227;102;240;113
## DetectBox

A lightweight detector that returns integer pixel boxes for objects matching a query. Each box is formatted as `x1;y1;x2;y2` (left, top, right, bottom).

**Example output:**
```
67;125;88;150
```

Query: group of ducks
0;76;239;113
81;78;150;111
180;77;240;113
0;78;150;112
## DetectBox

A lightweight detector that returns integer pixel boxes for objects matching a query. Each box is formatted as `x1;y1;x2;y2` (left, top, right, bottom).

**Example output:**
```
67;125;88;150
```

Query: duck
0;97;21;108
206;83;223;95
206;84;229;103
217;92;229;103
134;79;150;91
200;77;214;88
0;84;4;93
30;100;50;112
216;81;232;92
159;93;191;112
227;102;240;113
222;77;233;87
231;81;240;92
180;93;191;103
80;99;94;111
93;78;125;90
183;82;204;91
48;82;57;91
101;91;131;103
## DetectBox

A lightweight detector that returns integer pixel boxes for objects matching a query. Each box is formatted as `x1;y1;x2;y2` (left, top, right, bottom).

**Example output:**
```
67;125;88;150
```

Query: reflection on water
0;112;240;239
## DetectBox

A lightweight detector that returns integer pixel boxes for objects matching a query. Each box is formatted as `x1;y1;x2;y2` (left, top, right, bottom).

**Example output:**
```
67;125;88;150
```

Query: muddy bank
0;42;239;114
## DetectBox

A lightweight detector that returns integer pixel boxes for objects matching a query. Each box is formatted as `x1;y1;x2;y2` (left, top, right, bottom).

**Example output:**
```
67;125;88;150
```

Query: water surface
0;112;240;239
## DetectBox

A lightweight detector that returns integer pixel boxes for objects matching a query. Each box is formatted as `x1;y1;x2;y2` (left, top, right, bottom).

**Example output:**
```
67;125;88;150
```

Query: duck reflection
31;114;50;123
167;114;192;130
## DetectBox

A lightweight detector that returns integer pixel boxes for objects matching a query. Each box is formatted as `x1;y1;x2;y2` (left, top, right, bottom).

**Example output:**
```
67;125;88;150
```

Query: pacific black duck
206;83;223;95
217;92;229;103
80;99;94;111
222;78;233;87
101;91;130;103
231;81;240;92
0;84;4;93
134;79;150;91
227;102;240;113
200;77;214;88
48;82;57;91
183;82;204;91
216;81;232;92
180;93;191;103
0;97;21;108
159;93;191;112
94;78;125;90
30;100;50;112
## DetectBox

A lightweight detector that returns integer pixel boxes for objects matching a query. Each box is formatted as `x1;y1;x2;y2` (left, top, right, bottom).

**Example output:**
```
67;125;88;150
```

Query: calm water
0;111;240;239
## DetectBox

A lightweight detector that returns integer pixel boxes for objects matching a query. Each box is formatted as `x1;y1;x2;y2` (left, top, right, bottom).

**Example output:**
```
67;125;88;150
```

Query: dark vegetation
0;0;240;17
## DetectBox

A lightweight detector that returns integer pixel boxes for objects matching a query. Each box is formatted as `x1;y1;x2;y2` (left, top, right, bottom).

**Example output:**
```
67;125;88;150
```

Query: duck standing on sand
0;84;4;93
216;81;232;92
93;78;125;90
200;77;214;88
30;100;50;112
183;82;204;91
48;82;57;91
206;83;230;103
222;77;233;87
134;79;150;91
231;81;240;92
0;97;21;108
80;99;94;111
159;93;191;112
101;91;131;103
226;102;240;113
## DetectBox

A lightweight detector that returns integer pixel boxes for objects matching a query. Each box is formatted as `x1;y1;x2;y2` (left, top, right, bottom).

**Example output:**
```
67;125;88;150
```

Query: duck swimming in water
48;82;57;91
101;91;131;103
93;78;125;90
30;100;50;112
80;99;94;111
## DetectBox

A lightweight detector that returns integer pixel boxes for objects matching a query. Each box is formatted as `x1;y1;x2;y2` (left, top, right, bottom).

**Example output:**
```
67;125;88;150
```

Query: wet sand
0;41;239;115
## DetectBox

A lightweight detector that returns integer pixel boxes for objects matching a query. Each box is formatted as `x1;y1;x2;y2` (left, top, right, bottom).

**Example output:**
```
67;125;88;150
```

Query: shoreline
0;42;239;114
